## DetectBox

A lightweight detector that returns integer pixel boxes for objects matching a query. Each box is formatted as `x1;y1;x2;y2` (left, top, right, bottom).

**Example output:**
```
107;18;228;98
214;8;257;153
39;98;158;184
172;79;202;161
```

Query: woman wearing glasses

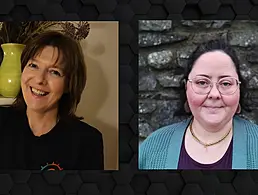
139;39;258;169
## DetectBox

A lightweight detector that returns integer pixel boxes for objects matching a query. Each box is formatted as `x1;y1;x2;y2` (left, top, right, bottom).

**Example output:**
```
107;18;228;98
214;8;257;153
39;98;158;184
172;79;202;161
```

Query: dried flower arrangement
0;21;90;63
59;21;90;41
0;21;90;44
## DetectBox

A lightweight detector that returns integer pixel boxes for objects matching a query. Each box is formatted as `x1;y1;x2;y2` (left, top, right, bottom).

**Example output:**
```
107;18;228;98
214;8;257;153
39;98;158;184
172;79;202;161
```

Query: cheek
21;71;29;86
186;84;206;107
222;93;240;107
49;80;65;95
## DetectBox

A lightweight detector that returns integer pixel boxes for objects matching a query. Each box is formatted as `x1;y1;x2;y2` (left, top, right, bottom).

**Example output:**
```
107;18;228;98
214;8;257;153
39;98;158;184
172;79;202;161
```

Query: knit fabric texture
139;115;258;169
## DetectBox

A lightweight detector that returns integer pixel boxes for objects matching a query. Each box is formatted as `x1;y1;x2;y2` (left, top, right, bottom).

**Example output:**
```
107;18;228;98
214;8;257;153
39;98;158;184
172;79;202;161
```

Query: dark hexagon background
0;0;257;194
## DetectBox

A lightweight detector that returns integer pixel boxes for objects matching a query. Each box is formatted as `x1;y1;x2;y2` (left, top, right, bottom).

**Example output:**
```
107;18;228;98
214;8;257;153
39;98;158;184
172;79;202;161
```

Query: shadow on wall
82;41;108;113
77;41;118;170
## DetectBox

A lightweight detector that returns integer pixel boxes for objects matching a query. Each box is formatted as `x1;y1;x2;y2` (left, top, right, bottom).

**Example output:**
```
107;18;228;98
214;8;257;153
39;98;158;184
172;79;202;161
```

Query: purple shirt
178;134;233;169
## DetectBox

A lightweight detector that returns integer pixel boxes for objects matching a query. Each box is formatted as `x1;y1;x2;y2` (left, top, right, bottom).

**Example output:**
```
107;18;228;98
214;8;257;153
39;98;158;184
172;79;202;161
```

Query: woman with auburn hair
0;31;103;170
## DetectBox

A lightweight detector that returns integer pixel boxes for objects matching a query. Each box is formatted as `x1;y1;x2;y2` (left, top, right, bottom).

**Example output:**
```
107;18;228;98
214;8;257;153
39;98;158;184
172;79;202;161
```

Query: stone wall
139;20;258;143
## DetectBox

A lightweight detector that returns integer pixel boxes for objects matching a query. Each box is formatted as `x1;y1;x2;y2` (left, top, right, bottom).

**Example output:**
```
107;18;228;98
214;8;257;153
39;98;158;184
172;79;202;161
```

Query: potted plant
0;21;90;98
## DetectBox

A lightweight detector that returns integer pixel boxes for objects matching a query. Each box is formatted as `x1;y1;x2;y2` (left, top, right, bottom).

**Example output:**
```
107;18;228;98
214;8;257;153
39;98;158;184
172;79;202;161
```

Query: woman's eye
28;63;38;68
221;82;231;86
49;70;62;77
197;80;208;85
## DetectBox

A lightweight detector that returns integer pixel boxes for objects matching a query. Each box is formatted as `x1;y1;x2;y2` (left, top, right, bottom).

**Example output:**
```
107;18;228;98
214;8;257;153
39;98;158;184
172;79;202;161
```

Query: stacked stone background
139;20;258;143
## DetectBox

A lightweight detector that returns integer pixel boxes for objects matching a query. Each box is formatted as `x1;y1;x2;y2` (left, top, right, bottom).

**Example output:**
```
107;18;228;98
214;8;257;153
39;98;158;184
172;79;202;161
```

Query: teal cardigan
139;116;258;169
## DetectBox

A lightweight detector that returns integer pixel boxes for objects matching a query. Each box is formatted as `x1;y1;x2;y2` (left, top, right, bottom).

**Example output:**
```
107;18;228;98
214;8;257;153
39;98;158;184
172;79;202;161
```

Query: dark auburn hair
12;31;87;120
175;39;252;117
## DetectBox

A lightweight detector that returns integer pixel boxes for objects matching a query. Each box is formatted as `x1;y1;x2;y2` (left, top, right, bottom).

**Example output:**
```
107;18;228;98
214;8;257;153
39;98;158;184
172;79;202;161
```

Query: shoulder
139;119;189;168
234;115;258;136
234;115;258;150
234;115;258;126
234;116;258;169
141;119;189;146
0;106;16;115
0;106;23;121
62;117;102;138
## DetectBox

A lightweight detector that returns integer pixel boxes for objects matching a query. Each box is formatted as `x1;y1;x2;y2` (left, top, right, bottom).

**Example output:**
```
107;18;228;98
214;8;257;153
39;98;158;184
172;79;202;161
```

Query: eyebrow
196;74;234;79
30;58;63;70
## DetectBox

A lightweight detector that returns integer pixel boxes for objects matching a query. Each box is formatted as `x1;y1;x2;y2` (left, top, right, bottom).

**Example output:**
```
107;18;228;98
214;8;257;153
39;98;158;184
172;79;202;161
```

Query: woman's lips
30;86;49;98
204;106;223;108
204;106;223;113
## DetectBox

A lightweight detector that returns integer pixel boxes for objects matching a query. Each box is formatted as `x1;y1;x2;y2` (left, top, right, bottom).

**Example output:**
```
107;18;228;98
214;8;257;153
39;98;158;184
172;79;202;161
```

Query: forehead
190;50;238;78
32;46;64;68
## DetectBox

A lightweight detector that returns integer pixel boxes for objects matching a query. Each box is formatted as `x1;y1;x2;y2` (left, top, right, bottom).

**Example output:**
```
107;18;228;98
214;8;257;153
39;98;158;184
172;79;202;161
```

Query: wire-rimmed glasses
188;76;241;95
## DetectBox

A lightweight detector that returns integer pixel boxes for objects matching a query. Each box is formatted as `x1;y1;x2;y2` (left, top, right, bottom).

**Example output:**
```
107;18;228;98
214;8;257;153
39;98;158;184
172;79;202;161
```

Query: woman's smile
30;87;49;97
203;106;223;113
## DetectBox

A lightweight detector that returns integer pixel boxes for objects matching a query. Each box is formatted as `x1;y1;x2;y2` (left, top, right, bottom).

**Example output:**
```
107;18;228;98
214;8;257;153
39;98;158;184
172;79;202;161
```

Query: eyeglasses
187;76;241;95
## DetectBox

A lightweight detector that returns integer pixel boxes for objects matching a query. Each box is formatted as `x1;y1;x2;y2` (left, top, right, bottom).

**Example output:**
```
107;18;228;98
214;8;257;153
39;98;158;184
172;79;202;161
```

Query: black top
0;107;104;170
178;132;233;169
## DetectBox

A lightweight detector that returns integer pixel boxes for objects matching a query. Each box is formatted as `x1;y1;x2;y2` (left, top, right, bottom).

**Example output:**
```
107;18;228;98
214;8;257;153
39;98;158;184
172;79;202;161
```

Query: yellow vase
0;43;25;98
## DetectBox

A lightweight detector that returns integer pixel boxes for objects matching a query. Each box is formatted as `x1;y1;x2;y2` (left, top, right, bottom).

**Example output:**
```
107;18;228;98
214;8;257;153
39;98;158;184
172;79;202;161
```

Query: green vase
0;43;25;98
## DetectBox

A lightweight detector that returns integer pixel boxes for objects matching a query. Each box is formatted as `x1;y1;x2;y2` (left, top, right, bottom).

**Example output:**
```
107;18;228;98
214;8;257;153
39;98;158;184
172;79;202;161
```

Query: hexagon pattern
147;183;169;195
147;5;168;19
120;23;134;45
0;0;257;195
130;174;150;193
130;0;151;14
43;3;66;20
15;0;26;5
10;5;30;20
165;0;186;14
0;174;13;194
96;0;117;13
78;5;99;20
232;0;253;14
26;0;47;14
198;0;221;14
62;0;82;13
10;184;32;195
61;174;83;194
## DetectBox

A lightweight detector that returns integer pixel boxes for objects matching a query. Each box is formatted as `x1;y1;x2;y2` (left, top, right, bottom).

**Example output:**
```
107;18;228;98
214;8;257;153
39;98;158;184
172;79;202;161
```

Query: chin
27;105;46;112
201;115;225;126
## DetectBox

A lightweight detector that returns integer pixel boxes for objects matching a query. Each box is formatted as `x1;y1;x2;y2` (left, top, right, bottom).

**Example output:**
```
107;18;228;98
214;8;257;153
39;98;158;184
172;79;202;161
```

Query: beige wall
76;22;118;170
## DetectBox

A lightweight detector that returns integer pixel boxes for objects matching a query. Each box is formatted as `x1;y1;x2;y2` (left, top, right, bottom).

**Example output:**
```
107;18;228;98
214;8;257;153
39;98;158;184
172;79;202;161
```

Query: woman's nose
207;84;221;99
34;70;47;85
